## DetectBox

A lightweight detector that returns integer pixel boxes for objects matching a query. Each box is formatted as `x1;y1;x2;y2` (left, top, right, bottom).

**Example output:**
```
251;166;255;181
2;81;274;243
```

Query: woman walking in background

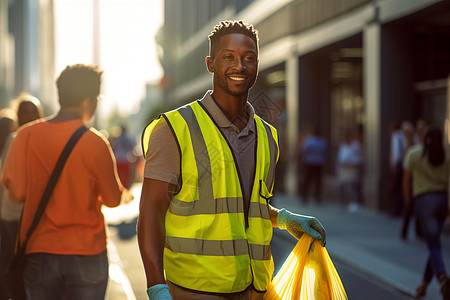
336;130;362;212
403;127;450;299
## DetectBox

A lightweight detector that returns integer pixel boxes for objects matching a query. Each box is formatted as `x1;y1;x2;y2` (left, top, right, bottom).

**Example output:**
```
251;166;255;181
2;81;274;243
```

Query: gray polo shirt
144;90;256;207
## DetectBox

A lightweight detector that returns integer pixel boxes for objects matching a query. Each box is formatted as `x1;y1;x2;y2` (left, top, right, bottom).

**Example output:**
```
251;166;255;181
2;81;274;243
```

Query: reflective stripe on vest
168;197;270;219
141;100;279;293
165;237;271;260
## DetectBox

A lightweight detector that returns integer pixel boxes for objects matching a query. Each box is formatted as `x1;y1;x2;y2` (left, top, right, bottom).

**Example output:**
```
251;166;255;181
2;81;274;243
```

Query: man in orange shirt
2;64;124;300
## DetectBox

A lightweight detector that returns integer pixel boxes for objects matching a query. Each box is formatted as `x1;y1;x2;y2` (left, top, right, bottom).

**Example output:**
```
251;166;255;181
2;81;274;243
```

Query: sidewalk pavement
104;184;142;300
104;239;137;300
270;194;450;300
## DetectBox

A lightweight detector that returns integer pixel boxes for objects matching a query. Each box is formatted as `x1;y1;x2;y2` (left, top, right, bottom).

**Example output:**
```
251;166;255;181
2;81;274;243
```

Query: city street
105;214;416;300
103;183;450;299
3;1;449;299
271;228;414;300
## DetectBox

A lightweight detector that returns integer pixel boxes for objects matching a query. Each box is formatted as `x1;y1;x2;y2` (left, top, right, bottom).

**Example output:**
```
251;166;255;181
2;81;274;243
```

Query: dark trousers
24;251;108;300
392;162;404;216
300;164;323;204
401;198;422;239
415;192;448;283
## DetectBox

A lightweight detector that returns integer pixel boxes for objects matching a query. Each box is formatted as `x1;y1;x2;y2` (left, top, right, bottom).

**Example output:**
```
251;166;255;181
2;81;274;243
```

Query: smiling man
138;20;326;300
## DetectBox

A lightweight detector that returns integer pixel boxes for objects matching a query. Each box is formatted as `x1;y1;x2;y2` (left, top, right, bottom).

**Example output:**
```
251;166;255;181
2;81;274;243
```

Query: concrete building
0;0;55;112
155;0;450;211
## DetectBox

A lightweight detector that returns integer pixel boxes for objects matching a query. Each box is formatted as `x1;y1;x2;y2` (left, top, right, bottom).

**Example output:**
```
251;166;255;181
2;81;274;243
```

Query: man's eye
224;55;232;59
245;56;255;61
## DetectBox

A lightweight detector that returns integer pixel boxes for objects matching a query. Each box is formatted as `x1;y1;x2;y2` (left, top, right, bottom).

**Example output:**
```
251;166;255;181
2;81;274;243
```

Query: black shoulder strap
23;126;88;243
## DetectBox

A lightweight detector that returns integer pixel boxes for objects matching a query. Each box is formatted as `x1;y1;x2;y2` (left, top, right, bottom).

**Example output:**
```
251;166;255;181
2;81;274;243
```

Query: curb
326;240;416;298
105;239;137;300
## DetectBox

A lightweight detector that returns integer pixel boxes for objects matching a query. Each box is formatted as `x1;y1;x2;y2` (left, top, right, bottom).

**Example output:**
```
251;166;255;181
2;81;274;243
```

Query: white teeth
230;76;245;81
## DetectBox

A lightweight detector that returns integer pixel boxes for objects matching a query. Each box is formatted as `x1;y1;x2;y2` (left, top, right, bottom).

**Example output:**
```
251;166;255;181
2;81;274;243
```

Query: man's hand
277;208;326;247
147;284;172;299
120;188;135;204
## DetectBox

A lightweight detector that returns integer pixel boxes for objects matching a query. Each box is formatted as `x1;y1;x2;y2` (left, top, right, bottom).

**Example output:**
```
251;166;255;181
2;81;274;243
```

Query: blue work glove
147;284;172;299
277;208;326;247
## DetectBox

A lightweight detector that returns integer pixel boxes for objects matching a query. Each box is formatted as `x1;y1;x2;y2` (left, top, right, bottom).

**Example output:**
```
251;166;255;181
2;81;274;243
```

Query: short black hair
208;20;259;57
56;64;103;108
422;127;445;167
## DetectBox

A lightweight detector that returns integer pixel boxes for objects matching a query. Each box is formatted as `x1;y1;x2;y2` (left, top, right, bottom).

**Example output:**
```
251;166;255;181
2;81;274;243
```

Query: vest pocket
259;180;273;203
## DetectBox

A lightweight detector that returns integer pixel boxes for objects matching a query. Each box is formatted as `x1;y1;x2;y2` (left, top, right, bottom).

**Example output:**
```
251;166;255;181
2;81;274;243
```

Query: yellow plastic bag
264;235;348;300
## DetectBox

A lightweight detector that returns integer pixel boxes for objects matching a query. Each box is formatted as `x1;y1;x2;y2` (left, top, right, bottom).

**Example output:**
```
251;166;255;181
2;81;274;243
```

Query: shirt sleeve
90;135;123;208
143;118;180;185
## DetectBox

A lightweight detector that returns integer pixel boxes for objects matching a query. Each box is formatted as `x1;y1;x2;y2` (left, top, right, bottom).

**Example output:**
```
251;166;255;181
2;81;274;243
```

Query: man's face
207;33;258;98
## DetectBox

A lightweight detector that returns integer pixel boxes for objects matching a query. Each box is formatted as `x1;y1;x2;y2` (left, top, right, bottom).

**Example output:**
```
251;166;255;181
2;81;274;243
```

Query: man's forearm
137;178;172;287
137;210;167;287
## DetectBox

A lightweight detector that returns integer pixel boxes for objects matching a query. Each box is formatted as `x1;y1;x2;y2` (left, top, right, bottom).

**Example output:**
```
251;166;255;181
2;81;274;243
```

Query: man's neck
47;107;83;123
211;91;249;131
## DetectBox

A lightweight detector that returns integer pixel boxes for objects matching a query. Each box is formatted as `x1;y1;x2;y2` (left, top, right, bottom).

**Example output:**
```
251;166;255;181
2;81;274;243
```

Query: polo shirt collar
200;90;255;134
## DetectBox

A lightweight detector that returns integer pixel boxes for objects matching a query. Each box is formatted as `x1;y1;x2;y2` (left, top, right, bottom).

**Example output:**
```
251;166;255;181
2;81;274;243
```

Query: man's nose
234;57;244;69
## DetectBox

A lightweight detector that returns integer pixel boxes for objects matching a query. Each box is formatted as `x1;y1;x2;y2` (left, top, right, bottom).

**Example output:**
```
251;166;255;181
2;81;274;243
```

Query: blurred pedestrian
0;108;17;300
1;64;125;299
400;120;423;240
296;123;312;198
336;130;362;212
299;125;328;205
0;94;43;300
0;109;16;150
110;124;136;189
415;119;428;144
354;124;364;204
0;110;16;155
390;122;406;217
403;127;450;299
12;93;43;127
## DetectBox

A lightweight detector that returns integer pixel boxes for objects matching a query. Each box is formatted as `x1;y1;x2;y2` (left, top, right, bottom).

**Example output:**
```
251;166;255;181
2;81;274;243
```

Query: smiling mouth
229;76;246;81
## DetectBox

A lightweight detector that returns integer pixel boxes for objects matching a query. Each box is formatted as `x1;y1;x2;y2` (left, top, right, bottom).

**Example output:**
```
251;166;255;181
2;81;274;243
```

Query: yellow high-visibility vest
142;100;279;293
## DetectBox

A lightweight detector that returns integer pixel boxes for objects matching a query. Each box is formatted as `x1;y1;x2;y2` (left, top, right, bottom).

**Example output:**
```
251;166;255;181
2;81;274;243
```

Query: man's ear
205;56;214;73
81;97;95;111
81;97;90;107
